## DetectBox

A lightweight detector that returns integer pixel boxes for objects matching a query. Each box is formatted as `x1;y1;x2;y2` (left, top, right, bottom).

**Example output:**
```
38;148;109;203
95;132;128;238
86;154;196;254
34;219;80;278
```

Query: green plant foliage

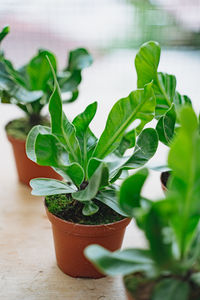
26;59;158;217
0;26;93;132
135;41;192;146
85;106;200;299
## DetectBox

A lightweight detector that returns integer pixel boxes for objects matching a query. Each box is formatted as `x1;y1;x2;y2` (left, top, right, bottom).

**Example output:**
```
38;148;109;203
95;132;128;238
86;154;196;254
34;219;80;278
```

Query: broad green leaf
66;48;93;72
121;128;158;170
119;168;148;216
191;272;200;287
156;104;176;146
115;129;136;156
95;189;128;216
26;125;84;186
93;82;156;159
30;178;76;196
27;49;57;91
26;125;51;162
152;278;190;300
167;106;200;258
0;26;9;43
82;201;99;216
135;41;177;117
72;164;109;202
0;60;43;103
135;41;161;88
48;58;82;164
72;102;97;168
84;245;155;276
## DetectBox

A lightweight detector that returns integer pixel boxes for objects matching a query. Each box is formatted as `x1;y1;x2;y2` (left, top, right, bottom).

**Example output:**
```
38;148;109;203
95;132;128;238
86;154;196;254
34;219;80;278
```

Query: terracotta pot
7;135;62;186
126;290;135;300
45;206;131;278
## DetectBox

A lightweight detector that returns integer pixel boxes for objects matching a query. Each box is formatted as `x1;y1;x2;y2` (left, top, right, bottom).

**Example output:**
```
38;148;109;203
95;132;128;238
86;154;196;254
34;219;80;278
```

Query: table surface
1;49;200;300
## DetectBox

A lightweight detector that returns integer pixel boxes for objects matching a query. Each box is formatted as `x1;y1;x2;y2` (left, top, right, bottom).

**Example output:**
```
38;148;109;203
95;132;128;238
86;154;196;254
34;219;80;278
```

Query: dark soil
124;273;200;300
5;116;50;140
45;193;124;225
161;171;170;188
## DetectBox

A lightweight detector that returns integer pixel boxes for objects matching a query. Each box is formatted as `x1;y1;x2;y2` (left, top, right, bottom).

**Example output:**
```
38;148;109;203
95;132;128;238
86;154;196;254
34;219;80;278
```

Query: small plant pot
7;135;62;186
45;206;131;279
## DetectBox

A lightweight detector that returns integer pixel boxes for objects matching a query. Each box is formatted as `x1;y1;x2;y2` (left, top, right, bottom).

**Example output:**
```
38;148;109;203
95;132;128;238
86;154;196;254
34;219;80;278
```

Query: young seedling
85;106;200;299
26;59;158;222
0;26;93;139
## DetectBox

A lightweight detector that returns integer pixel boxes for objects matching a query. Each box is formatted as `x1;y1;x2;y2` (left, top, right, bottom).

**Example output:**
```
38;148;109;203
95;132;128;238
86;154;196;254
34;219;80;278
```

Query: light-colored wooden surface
0;50;200;300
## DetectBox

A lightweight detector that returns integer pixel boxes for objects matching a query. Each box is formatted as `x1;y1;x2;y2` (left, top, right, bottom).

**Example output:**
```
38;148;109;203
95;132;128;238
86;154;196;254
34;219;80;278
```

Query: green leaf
84;245;155;276
66;48;93;72
93;82;156;159
95;189;128;216
119;168;148;216
26;125;84;186
191;272;200;287
152;278;190;300
30;178;76;196
72;102;97;168
26;49;57;91
135;41;177;117
156;104;176;146
26;125;51;162
135;41;161;89
0;26;9;43
167;106;200;258
122;128;158;169
115;129;136;156
82;201;99;216
48;58;82;164
72;163;109;202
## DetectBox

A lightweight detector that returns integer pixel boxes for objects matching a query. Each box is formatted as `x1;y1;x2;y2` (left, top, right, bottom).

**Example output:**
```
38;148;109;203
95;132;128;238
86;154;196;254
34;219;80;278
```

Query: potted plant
25;59;158;278
85;105;200;298
0;26;93;185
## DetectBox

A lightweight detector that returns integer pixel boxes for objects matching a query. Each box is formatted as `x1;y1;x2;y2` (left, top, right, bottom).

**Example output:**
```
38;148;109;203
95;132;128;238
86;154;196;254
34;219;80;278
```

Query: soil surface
45;193;124;225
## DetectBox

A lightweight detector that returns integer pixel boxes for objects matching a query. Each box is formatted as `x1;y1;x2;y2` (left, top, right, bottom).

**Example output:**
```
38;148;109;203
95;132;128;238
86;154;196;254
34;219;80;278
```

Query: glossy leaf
121;128;158;169
156;104;176;146
72;163;109;202
26;125;51;162
93;82;156;159
135;41;178;117
119;168;148;216
135;41;161;88
82;201;99;216
115;129;136;156
26;49;57;91
30;178;76;196
72;102;97;168
66;48;93;72
48;59;82;164
95;189;128;216
85;245;155;276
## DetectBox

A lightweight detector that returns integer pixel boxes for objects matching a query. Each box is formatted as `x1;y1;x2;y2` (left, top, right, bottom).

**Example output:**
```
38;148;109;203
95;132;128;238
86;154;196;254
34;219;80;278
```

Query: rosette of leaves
135;41;192;146
85;106;200;299
0;26;92;130
26;59;158;217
